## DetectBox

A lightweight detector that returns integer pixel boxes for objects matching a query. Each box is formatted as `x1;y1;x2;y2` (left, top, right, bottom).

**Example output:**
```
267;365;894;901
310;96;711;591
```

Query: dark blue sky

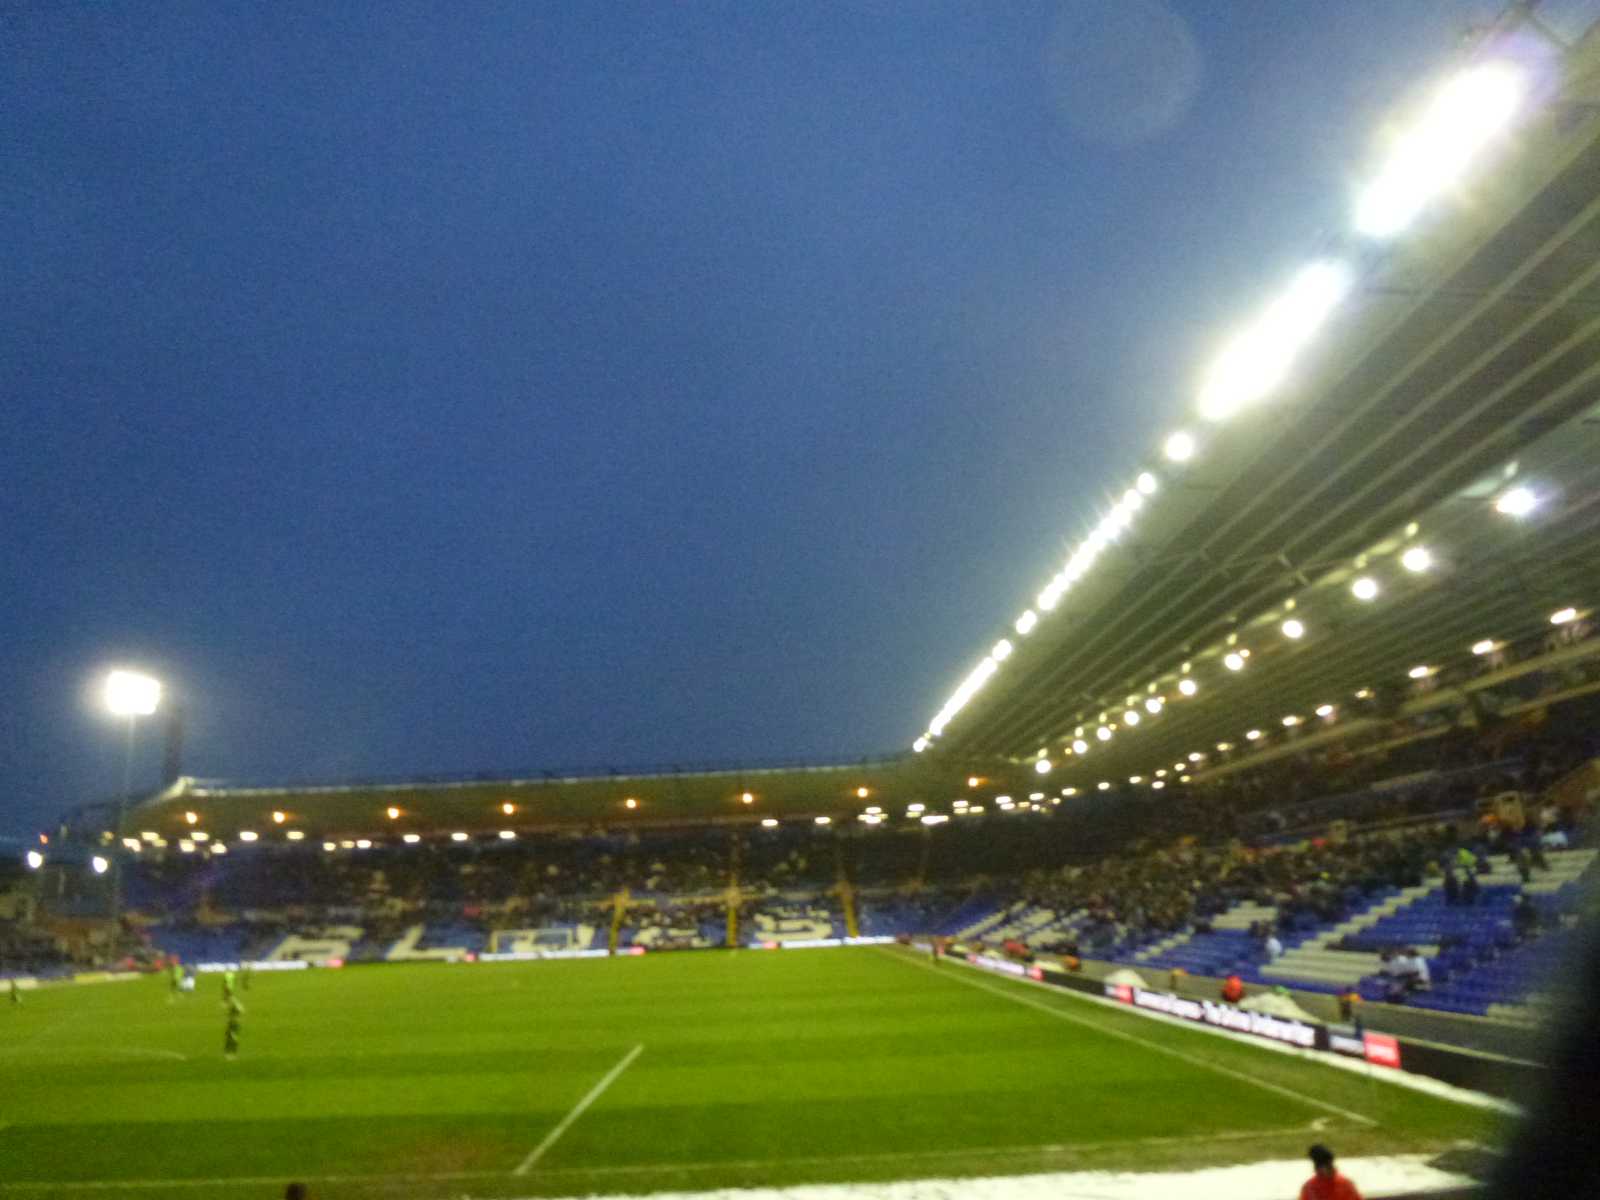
3;1;1511;835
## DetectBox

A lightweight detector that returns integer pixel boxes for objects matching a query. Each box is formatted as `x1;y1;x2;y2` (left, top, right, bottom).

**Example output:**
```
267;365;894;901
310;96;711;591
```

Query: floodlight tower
103;669;162;919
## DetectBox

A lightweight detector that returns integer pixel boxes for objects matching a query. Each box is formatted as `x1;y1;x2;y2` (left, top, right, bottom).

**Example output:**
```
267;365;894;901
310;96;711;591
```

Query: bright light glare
499;830;516;840
761;818;778;827
907;803;925;814
1015;609;1038;636
355;839;372;849
1144;696;1163;715
1401;546;1433;573
1351;576;1380;601
271;811;286;824
928;654;1000;736
814;816;831;825
624;797;639;809
238;831;258;842
1177;678;1198;697
1551;607;1578;625
1223;651;1245;671
1282;618;1305;639
402;832;421;843
1472;639;1498;656
1034;758;1052;775
1282;715;1301;727
103;670;162;717
451;831;469;841
741;792;754;805
386;806;400;820
1136;471;1158;496
1122;710;1140;727
1316;704;1335;717
25;850;43;870
1495;486;1537;517
1164;431;1196;462
1246;729;1263;740
1072;739;1089;755
920;814;948;826
1097;781;1111;792
286;830;305;841
1409;665;1433;679
1198;260;1353;421
1356;62;1524;238
501;802;515;815
1096;726;1112;742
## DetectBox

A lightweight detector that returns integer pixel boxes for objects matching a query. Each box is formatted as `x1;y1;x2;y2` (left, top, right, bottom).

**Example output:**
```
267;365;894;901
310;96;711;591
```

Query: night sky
3;1;1515;836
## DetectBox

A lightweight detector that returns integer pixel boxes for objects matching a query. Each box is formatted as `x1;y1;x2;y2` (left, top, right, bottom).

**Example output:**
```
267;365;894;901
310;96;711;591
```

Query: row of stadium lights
85;787;887;856
914;60;1528;754
1062;596;1586;795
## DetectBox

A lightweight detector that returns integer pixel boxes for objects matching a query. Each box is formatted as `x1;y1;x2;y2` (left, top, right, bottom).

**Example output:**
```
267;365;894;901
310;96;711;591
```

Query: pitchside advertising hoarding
965;953;1399;1069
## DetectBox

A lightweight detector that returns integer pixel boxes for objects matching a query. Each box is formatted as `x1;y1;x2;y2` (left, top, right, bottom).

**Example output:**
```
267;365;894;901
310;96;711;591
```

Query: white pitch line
883;949;1375;1127
514;1043;644;1175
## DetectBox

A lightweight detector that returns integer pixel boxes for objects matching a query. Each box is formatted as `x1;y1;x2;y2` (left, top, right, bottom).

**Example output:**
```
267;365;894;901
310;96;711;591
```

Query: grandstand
6;4;1600;1197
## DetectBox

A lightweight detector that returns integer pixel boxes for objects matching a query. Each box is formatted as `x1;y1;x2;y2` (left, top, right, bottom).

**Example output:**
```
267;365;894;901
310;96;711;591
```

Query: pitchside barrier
956;948;1544;1103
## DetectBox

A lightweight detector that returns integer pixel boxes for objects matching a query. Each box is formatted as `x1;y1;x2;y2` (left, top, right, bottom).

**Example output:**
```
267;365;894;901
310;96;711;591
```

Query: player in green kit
222;968;236;1003
223;995;244;1059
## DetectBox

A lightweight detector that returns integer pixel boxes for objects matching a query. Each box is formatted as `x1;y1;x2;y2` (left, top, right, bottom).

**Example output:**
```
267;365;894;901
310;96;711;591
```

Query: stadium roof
913;12;1600;792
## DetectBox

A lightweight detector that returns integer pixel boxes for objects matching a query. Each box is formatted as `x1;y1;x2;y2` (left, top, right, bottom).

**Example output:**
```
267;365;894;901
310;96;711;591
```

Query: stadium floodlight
1550;607;1579;625
286;830;305;841
991;638;1013;662
624;797;639;809
1400;546;1433;573
501;802;515;815
355;839;372;850
1122;710;1140;727
1097;781;1111;791
238;831;258;842
1246;729;1263;741
498;830;516;840
1282;715;1301;727
25;850;43;870
1033;758;1052;775
1408;665;1433;679
1136;471;1158;496
912;736;929;753
1355;62;1524;238
271;810;286;824
1152;780;1166;790
967;776;980;788
1095;726;1112;742
740;792;754;805
1014;609;1038;637
1062;787;1077;797
1129;775;1143;785
450;831;469;842
386;806;401;820
1316;703;1335;717
104;670;161;717
814;816;831;825
1177;678;1198;697
1164;431;1196;462
1223;651;1245;672
1351;576;1380;601
1197;260;1353;421
401;832;421;844
1495;486;1537;517
855;786;870;798
1471;639;1498;656
1071;738;1089;755
1281;618;1305;640
1144;696;1163;715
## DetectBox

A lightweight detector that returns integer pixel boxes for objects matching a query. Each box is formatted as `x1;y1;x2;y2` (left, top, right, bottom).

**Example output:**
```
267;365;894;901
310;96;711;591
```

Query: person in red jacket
1220;973;1245;1004
1300;1144;1361;1200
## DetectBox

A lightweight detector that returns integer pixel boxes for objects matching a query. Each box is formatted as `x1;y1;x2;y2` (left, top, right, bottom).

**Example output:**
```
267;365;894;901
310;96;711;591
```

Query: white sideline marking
0;1126;1327;1190
514;1043;644;1175
882;948;1377;1127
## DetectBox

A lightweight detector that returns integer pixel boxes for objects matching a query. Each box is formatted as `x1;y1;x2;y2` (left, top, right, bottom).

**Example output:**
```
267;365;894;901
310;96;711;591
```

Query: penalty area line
513;1042;644;1175
880;947;1376;1128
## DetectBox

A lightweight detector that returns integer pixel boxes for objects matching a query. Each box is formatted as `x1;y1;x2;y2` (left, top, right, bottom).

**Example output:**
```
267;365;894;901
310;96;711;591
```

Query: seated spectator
1221;973;1244;1004
1265;932;1284;961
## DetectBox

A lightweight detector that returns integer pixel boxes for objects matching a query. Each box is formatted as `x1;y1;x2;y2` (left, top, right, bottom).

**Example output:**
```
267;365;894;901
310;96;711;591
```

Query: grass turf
0;947;1505;1198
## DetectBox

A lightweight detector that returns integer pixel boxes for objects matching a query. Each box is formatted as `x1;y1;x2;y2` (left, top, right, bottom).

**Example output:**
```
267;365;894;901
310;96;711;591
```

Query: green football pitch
0;947;1503;1199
